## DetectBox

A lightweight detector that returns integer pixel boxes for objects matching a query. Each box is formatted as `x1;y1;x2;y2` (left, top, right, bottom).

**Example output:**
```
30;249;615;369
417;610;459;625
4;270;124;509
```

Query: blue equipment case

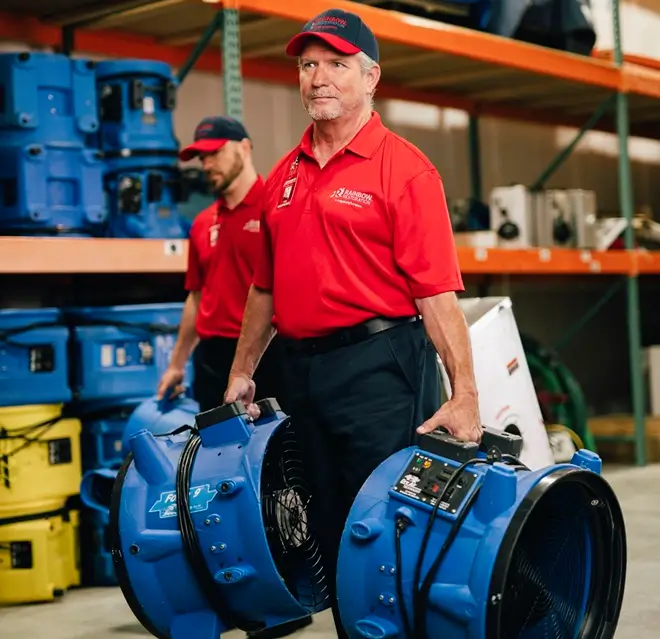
95;59;179;172
78;393;199;586
0;308;71;406
78;398;146;471
0;52;106;236
65;303;192;403
80;467;120;586
104;166;189;239
0;52;98;148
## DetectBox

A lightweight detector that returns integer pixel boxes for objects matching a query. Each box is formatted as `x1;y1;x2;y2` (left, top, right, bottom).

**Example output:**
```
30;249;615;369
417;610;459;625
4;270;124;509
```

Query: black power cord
394;517;414;639
176;431;264;634
392;448;529;639
415;477;482;638
411;457;490;638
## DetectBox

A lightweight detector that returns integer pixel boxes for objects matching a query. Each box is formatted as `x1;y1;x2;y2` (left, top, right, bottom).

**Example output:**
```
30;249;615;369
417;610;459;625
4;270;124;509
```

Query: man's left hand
417;392;482;443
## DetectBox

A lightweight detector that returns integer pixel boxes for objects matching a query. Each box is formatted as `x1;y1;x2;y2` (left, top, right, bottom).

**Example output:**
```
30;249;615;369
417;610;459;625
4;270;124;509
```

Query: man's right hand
224;373;260;420
156;366;186;400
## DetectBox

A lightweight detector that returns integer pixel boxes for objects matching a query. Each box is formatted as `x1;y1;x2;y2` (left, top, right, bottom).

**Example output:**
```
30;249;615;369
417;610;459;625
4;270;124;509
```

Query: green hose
521;333;597;453
525;351;571;427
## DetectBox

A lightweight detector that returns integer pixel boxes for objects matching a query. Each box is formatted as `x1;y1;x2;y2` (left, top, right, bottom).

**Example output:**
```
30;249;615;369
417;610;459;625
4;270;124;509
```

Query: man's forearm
416;291;477;397
169;291;201;370
230;285;276;379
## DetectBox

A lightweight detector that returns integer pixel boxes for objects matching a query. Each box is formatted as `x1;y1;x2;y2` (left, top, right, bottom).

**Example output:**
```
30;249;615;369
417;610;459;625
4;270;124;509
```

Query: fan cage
486;468;626;639
260;417;329;612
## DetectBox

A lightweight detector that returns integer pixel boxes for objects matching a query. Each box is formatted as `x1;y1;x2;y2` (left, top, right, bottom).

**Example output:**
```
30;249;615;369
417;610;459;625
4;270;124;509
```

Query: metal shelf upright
612;0;646;466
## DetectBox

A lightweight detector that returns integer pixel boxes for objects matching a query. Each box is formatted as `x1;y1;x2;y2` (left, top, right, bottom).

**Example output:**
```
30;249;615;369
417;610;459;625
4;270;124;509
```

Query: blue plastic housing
65;303;192;403
0;308;71;406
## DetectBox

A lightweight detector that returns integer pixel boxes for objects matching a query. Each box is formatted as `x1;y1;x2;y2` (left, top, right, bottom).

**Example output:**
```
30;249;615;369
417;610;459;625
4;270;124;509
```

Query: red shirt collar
298;111;387;161
216;175;264;213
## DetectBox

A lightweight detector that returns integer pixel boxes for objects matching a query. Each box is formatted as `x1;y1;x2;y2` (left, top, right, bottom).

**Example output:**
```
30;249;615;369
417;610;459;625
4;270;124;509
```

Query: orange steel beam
456;247;633;275
0;11;290;82
633;251;660;276
234;0;623;91
594;49;660;72
622;62;660;100
2;9;660;138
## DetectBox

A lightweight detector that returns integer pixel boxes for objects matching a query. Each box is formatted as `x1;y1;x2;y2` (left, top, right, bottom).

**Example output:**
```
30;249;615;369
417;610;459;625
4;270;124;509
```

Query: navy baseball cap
179;116;250;161
285;9;379;63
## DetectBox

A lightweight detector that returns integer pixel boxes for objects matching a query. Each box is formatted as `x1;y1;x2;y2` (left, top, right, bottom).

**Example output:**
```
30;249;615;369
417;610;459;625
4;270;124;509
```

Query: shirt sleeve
392;168;465;298
184;227;203;292
252;208;274;291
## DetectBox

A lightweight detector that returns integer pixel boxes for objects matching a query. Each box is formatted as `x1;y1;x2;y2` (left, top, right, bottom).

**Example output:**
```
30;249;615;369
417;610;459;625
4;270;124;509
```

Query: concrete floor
1;463;659;639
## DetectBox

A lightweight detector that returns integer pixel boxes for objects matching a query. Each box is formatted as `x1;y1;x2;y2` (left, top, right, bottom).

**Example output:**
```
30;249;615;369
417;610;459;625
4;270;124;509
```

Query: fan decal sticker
149;484;218;519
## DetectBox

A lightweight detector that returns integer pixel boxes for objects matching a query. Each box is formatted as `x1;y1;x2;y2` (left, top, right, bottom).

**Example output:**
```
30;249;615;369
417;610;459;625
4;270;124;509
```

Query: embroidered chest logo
330;187;374;209
243;219;260;232
209;223;221;247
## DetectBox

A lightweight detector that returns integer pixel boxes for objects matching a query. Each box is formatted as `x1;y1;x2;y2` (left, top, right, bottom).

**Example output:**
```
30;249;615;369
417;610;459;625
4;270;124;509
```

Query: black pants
280;319;441;638
192;335;289;413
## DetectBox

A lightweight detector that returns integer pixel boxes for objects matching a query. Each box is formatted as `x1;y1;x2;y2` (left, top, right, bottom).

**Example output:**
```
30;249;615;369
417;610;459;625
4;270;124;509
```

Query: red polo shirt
254;113;464;340
185;177;264;339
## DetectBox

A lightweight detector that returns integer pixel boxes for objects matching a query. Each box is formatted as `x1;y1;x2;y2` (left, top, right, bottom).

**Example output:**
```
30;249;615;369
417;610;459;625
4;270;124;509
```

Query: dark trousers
280;319;441;637
192;335;289;413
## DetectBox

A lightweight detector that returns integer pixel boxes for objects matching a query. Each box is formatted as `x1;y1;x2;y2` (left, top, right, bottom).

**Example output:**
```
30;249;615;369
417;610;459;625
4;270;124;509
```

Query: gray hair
357;51;378;109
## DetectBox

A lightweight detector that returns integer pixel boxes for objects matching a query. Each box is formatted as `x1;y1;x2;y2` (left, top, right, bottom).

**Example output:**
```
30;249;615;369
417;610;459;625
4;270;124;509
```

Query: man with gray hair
225;8;481;636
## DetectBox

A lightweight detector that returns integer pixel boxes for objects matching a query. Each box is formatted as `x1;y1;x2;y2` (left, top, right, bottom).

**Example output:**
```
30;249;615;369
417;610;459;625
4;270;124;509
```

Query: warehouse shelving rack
1;0;658;465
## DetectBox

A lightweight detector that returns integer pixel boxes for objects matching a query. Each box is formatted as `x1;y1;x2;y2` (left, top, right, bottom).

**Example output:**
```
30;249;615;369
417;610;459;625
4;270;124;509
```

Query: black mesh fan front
260;417;329;612
487;468;626;639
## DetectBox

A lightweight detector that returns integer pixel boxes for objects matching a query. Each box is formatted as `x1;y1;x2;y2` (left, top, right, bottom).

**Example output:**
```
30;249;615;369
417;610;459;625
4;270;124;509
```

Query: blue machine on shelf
110;399;328;638
94;59;188;239
94;59;179;166
0;307;71;406
65;302;193;403
103;165;190;239
0;52;106;236
111;412;627;639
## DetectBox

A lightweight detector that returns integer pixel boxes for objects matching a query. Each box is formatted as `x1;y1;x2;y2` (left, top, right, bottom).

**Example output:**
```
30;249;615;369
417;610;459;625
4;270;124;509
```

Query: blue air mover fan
120;391;200;457
110;398;329;639
337;427;627;639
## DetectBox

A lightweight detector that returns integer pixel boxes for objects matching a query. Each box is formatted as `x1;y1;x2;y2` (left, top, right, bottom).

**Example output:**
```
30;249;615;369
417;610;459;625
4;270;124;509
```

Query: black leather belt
282;316;420;356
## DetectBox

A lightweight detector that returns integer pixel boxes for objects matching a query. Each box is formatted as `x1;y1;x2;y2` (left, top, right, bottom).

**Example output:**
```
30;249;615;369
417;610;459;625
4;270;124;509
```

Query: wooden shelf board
2;237;656;276
0;237;188;274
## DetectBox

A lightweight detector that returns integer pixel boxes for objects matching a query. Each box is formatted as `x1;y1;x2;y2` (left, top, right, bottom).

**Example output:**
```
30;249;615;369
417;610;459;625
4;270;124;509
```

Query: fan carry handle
156;384;192;413
419;425;523;463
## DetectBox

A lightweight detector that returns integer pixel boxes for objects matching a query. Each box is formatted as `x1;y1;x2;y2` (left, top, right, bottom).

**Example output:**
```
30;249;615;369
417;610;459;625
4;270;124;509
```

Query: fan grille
261;418;329;612
501;482;591;639
488;469;627;639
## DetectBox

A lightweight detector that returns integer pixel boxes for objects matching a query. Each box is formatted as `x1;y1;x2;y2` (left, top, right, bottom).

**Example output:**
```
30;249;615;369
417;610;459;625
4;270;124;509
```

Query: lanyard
209;200;223;247
276;153;301;209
